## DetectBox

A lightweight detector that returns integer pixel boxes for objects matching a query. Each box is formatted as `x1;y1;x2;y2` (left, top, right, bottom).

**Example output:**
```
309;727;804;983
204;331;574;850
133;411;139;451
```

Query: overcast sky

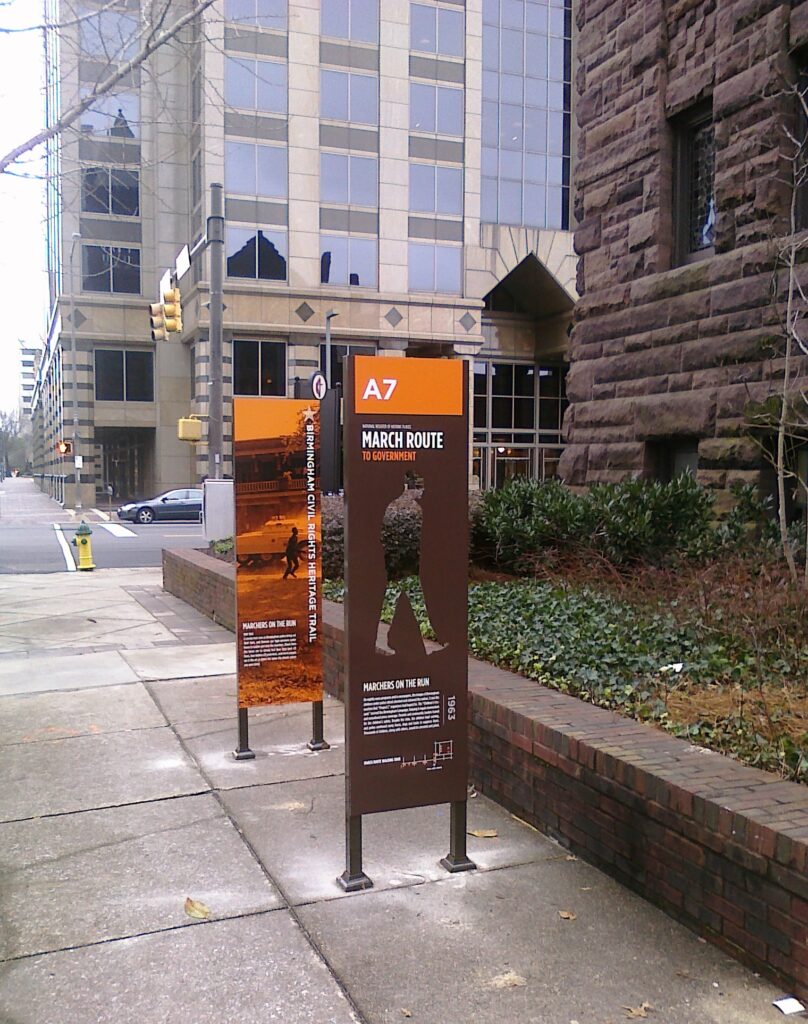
0;1;49;415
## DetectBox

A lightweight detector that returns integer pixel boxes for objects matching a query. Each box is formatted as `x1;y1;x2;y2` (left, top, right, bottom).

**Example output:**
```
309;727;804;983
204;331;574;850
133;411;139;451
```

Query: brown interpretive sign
234;397;322;708
344;355;469;817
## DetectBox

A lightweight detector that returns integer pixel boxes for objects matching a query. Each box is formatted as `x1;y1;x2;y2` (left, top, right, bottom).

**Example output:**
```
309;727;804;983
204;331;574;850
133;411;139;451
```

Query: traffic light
148;283;182;340
163;286;183;334
56;439;73;456
149;301;167;342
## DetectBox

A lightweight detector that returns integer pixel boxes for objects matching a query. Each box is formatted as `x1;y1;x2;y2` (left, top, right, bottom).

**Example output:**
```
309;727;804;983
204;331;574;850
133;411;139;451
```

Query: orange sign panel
353;356;463;417
233;397;322;708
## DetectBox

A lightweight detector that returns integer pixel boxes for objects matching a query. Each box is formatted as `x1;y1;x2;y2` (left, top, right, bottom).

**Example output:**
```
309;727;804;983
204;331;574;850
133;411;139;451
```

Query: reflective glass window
410;4;464;56
410;83;463;136
224;0;287;30
320;235;378;287
322;0;378;42
407;242;461;293
321;153;378;205
225;57;287;114
79;7;138;60
225;142;287;198
78;90;140;138
321;71;377;124
226;228;287;280
480;0;571;228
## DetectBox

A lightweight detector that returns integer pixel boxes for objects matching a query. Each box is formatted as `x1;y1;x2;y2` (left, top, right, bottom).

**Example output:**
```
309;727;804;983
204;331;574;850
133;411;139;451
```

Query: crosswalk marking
98;522;137;538
53;524;77;572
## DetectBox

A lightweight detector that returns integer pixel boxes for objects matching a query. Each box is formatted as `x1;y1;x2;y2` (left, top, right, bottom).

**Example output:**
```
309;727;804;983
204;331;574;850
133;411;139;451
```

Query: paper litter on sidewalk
773;996;806;1015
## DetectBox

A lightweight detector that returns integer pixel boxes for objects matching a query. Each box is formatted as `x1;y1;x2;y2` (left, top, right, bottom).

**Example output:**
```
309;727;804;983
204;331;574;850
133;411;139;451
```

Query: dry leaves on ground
184;897;211;920
488;971;527;989
623;1002;653;1018
467;828;498;838
558;910;577;921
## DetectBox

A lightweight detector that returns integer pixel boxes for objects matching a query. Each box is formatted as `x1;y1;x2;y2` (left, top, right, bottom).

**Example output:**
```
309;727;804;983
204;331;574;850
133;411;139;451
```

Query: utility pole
207;183;225;481
69;231;82;508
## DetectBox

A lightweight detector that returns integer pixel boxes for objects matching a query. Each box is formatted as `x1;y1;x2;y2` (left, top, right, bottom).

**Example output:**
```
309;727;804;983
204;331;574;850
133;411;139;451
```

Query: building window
481;0;571;229
224;0;287;30
82;245;140;293
409;163;462;215
95;350;154;402
319;342;376;387
321;70;378;125
650;440;699;482
408;242;462;293
226;228;287;281
225;56;287;114
410;4;464;57
472;360;567;488
673;106;715;262
233;339;286;396
410;82;463;136
321;153;378;206
78;90;140;138
321;0;378;43
225;141;287;198
79;7;139;61
81;167;139;217
320;234;377;287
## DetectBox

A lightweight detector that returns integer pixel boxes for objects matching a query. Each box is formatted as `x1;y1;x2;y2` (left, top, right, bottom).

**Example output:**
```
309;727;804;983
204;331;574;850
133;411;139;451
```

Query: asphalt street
0;478;205;573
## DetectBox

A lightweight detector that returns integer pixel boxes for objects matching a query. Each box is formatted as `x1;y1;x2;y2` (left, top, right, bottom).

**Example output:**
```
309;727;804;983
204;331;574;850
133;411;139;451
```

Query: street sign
175;244;191;280
310;371;327;401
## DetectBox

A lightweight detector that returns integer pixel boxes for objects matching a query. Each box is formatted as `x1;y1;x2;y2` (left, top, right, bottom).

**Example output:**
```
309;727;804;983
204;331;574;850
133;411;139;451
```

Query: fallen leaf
510;813;539;833
400;1010;412;1018
565;854;577;861
184;897;210;920
489;971;527;989
580;886;592;892
558;910;577;921
623;1002;653;1019
467;784;478;798
467;828;498;838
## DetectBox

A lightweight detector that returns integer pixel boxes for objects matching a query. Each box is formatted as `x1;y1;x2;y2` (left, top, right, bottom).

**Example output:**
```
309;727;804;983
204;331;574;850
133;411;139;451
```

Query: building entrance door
493;447;532;488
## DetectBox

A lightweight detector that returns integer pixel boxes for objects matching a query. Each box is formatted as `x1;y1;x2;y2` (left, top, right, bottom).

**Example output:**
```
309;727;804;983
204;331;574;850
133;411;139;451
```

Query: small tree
747;81;808;588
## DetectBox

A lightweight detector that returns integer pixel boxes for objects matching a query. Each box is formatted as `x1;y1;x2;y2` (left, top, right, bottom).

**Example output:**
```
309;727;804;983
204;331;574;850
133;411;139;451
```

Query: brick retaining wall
163;548;808;997
162;548;235;632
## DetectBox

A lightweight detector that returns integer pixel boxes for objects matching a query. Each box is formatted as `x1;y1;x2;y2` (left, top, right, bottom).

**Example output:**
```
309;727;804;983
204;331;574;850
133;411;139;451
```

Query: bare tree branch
0;0;216;174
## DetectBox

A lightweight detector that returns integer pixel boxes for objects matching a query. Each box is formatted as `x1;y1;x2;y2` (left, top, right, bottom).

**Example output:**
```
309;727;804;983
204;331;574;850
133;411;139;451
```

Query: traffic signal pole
207;183;225;481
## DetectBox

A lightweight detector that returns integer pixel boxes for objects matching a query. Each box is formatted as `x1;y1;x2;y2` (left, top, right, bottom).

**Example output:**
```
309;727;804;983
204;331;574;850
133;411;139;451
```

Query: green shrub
472;474;762;571
321;492;423;580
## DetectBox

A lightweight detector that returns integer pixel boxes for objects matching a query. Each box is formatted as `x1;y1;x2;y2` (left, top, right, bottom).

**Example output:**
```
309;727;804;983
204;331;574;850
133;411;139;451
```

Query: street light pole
207;183;225;481
69;231;82;509
324;309;339;388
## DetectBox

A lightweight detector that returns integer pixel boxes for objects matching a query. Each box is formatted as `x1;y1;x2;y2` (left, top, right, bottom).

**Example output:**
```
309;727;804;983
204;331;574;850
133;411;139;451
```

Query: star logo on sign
303;405;316;422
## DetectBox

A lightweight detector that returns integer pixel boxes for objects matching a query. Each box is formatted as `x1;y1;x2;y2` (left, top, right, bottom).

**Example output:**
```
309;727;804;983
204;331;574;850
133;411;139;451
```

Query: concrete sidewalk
0;664;791;1022
0;569;234;695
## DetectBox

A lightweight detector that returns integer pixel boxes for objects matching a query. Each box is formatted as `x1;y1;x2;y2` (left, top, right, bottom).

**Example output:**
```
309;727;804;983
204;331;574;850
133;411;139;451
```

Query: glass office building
35;0;576;504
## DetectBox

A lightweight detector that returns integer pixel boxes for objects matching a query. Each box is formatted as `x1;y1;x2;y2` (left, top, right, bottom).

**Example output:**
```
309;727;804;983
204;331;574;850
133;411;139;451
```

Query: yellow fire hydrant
71;521;96;571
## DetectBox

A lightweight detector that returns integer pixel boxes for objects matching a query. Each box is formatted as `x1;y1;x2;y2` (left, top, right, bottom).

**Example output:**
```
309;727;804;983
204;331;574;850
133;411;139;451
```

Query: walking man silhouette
282;526;300;579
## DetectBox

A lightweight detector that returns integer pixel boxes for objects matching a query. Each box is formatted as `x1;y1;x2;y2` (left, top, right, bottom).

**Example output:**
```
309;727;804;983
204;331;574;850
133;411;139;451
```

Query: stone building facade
561;0;808;511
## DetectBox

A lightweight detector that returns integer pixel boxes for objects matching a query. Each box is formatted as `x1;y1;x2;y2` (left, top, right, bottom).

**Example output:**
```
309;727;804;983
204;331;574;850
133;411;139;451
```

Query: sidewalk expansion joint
0;721;171;749
143;680;372;1024
0;788;211;827
0;908;287;966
